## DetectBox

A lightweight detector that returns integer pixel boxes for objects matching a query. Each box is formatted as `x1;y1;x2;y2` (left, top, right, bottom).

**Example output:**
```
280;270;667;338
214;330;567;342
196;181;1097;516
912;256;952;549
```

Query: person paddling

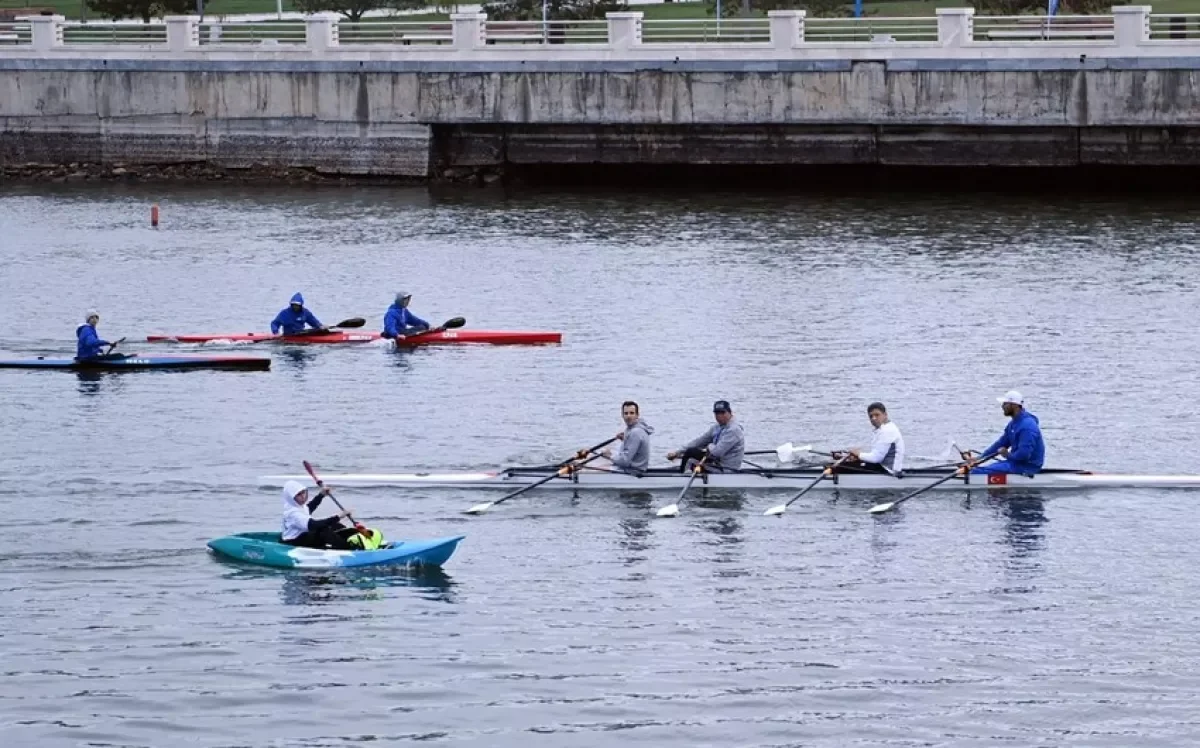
271;293;324;336
970;390;1045;476
76;310;117;361
382;292;431;340
837;401;905;476
280;480;382;550
667;400;745;473
602;400;654;475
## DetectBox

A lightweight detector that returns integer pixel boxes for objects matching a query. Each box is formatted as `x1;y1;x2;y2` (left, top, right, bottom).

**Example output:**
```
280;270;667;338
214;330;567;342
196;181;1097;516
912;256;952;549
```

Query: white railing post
451;12;485;50
768;10;803;50
164;15;199;51
936;7;974;47
305;12;340;52
1113;5;1150;47
607;11;643;50
29;14;64;50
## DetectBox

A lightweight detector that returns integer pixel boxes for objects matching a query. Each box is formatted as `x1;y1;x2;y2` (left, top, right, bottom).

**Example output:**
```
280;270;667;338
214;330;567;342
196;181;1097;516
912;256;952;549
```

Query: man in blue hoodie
973;390;1045;476
76;310;113;360
382;292;431;340
271;293;324;336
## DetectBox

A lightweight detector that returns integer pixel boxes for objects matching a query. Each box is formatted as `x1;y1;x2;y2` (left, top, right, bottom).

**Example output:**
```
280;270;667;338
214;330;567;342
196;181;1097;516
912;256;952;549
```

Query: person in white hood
280;480;356;549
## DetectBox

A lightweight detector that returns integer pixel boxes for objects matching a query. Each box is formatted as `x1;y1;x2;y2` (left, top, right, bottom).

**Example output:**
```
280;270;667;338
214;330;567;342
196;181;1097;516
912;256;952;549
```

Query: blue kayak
0;354;270;371
207;532;465;569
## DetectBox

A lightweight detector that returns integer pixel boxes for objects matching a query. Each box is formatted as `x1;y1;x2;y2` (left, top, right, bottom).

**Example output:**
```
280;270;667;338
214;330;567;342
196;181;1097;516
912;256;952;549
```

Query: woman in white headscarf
280;480;354;549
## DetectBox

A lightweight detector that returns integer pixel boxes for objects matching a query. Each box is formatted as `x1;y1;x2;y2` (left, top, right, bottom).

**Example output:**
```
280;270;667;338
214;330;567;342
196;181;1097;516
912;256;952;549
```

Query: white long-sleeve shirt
861;421;905;474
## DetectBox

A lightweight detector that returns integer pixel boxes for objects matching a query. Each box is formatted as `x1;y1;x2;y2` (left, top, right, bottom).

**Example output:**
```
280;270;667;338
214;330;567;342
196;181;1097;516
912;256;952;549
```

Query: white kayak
260;465;1200;491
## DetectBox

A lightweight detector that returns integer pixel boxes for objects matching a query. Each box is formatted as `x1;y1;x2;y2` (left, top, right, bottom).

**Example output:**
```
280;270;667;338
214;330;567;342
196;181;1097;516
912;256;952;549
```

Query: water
2;183;1200;746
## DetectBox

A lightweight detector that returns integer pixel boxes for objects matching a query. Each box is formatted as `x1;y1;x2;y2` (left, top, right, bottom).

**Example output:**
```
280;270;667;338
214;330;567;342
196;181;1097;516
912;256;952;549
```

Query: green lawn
5;0;1200;22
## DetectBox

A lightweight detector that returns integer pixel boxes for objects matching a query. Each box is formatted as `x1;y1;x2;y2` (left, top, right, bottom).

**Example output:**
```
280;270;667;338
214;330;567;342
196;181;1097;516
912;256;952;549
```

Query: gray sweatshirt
612;419;654;474
683;418;745;471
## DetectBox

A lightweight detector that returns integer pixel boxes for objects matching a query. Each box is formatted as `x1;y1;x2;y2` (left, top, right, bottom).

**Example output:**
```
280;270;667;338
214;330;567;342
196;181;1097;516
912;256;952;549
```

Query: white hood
280;481;311;541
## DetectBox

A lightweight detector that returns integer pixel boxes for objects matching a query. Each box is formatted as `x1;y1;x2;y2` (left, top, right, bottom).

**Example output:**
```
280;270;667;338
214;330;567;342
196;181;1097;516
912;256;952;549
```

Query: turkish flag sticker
987;473;1007;485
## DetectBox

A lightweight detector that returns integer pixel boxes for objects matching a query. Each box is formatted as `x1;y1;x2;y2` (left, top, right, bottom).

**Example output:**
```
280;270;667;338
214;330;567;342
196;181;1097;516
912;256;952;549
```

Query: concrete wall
3;59;1200;176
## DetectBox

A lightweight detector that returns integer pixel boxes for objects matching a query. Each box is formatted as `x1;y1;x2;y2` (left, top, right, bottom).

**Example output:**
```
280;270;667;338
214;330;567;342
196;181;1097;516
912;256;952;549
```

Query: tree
294;0;414;22
976;0;1125;13
482;0;629;22
83;0;193;23
705;0;849;19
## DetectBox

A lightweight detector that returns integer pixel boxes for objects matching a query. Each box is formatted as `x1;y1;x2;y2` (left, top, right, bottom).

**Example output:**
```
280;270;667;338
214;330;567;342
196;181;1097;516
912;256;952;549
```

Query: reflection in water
217;563;457;605
993;491;1048;574
278;348;318;373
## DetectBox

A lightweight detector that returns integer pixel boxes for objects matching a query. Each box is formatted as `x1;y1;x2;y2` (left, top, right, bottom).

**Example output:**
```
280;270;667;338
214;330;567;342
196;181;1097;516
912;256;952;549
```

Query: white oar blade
763;504;787;516
464;501;494;515
775;442;795;463
656;504;680;518
867;502;895;514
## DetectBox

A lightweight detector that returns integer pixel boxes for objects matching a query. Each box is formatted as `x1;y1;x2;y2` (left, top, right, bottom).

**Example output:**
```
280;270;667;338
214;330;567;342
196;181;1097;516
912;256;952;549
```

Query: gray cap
85;309;99;321
395;291;411;304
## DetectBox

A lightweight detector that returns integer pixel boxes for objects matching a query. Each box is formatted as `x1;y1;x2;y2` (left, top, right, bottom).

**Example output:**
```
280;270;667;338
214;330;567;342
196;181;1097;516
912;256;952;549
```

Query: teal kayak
207;532;464;569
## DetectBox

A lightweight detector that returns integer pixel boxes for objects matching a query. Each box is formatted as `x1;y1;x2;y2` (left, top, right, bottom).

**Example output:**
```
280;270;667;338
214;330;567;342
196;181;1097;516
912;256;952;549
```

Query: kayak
147;330;563;346
0;354;271;371
207;532;465;569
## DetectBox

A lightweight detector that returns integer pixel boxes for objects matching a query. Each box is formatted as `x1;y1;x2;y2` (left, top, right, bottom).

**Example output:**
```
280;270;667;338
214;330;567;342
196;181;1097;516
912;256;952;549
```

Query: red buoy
151;204;160;227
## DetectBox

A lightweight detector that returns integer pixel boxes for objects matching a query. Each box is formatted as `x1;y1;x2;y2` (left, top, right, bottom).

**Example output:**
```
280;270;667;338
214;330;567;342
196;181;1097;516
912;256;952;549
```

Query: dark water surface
3;183;1200;747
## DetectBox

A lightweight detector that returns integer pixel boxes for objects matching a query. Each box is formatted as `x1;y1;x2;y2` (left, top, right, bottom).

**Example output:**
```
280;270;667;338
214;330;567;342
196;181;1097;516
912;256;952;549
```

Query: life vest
346;528;385;550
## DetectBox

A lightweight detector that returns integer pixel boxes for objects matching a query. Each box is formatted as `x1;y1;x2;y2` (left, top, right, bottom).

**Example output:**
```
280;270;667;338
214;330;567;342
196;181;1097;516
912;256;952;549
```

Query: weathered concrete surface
2;60;1200;175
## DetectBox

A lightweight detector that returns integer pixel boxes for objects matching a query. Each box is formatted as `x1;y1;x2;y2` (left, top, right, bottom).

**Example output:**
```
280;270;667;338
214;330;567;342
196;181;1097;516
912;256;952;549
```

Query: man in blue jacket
973;390;1045;476
271;293;324;335
382;292;431;340
76;310;112;360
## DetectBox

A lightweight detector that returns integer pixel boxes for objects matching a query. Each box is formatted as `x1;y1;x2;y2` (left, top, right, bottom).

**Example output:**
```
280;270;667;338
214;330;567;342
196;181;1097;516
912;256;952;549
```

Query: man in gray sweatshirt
667;400;745;473
602;400;654;475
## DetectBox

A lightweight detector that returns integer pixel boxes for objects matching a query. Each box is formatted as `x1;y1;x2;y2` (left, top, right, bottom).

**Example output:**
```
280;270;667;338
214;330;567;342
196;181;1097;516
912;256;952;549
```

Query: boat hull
147;330;562;346
206;532;464;569
260;466;1200;491
0;355;270;371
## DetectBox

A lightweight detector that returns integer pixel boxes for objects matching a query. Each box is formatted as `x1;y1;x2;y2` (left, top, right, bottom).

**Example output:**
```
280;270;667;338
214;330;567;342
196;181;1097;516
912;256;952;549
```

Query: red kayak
146;330;562;346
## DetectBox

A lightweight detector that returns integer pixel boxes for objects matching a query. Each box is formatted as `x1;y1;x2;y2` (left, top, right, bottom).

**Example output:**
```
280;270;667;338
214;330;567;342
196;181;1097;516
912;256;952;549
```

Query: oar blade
868;501;896;514
442;316;466;330
655;503;680;518
464;501;494;515
763;503;787;516
775;442;795;463
335;317;367;329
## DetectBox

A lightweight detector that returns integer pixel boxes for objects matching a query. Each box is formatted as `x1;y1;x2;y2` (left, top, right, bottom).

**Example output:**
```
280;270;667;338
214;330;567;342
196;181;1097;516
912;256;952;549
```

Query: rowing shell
147;330;562;346
260;466;1200;491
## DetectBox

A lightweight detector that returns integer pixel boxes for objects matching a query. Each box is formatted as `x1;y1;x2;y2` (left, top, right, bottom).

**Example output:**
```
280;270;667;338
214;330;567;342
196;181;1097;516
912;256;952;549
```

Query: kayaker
382;292;431;340
970;390;1045;476
838;402;905;476
76;310;114;360
271;293;324;336
602;400;654;475
667;400;745;473
280;480;357;549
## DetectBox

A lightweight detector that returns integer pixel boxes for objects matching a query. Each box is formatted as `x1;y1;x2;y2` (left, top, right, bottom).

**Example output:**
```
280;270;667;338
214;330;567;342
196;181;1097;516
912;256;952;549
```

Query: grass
4;0;1200;21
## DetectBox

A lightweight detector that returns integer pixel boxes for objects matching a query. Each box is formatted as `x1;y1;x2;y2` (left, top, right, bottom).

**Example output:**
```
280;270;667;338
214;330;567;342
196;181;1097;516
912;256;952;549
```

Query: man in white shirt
844;401;905;476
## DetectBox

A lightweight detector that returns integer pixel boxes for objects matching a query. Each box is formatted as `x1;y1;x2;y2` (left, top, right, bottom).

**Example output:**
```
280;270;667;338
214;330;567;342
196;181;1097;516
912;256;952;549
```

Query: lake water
2;182;1200;747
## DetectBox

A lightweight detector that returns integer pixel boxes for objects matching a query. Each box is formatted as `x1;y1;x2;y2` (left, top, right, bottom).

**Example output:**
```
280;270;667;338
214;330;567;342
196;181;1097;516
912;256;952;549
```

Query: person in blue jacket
271;293;324;336
972;390;1045;476
76;310;113;360
382;292;431;340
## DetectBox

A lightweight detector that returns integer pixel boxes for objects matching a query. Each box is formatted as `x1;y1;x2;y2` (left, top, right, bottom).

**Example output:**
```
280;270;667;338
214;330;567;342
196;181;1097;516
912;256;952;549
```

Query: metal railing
340;21;453;45
198;21;307;45
806;16;938;44
61;22;167;44
484;19;608;45
1149;13;1200;40
973;14;1115;42
641;18;770;44
0;20;30;45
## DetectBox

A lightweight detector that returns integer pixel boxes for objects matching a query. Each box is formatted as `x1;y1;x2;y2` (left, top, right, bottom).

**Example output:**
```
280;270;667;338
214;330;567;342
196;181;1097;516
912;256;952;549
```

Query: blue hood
290;292;304;306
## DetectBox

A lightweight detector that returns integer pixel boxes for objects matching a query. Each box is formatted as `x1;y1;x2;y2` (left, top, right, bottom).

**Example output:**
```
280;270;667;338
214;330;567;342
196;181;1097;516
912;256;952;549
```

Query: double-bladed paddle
103;337;127;356
284;317;368;339
655;453;710;518
399;317;467;341
464;436;619;515
303;460;366;532
763;453;853;516
867;451;999;514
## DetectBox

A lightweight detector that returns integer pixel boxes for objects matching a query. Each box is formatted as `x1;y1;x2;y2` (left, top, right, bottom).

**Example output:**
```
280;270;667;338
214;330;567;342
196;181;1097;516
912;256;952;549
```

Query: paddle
303;460;365;532
284;318;367;338
655;453;710;518
103;337;127;356
464;436;619;515
404;317;466;338
867;452;998;515
763;453;853;516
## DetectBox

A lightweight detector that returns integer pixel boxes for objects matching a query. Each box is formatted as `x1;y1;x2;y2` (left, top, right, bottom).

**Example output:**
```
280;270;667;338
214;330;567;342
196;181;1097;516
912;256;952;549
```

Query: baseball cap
997;390;1024;406
713;400;731;413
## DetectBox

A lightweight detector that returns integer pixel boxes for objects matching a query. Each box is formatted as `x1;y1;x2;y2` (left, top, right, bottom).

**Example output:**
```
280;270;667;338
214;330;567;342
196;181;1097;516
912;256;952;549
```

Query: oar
763;453;853;516
103;337;127;355
285;317;367;338
867;452;998;515
655;454;710;518
464;436;619;515
406;317;466;338
303;460;366;531
774;442;818;463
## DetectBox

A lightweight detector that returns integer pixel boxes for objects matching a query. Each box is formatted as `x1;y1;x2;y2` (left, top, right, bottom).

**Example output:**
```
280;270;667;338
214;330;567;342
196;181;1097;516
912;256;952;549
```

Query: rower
280;480;368;550
601;400;654;475
76;310;116;361
971;390;1045;476
667;400;745;473
271;293;324;336
840;401;905;476
382;292;431;340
